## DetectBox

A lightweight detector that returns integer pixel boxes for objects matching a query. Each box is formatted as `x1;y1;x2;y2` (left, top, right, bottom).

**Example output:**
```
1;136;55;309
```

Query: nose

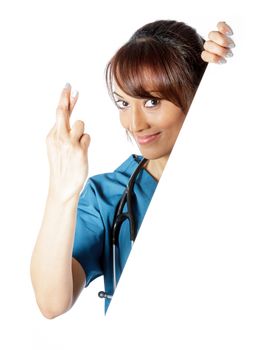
129;105;149;133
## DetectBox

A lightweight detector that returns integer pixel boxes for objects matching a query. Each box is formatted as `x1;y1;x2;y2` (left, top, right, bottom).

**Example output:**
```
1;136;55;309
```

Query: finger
45;124;57;146
201;50;226;64
69;89;79;114
56;83;72;135
46;123;56;138
70;120;85;143
217;21;234;36
203;40;233;59
57;82;71;110
79;133;91;153
208;31;235;49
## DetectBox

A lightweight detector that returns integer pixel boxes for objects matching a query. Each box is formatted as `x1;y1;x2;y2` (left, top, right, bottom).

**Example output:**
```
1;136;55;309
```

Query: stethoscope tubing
99;156;148;301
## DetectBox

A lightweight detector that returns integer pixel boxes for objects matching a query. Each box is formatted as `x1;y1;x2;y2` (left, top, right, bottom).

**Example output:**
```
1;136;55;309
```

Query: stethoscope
98;156;148;300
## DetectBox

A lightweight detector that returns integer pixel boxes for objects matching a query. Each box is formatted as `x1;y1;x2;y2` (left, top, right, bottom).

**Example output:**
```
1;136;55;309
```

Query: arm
30;84;90;319
30;193;86;319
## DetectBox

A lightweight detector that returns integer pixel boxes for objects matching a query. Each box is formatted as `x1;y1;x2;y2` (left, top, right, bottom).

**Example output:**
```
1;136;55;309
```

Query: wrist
47;187;81;206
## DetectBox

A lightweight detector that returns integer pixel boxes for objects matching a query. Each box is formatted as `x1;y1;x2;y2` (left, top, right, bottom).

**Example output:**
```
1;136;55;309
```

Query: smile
135;132;161;145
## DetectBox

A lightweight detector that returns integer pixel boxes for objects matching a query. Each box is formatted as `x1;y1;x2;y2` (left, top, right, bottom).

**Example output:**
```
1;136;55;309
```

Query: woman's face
113;83;186;161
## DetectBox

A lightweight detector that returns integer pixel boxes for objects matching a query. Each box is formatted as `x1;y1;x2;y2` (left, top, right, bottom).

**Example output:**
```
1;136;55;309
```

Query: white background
0;0;257;349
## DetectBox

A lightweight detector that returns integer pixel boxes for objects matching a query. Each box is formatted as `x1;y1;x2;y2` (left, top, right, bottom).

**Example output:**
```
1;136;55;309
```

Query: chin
139;148;172;161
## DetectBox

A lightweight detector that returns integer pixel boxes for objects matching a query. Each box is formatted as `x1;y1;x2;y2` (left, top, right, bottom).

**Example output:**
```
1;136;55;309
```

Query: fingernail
65;82;71;89
226;29;234;36
228;42;235;49
225;50;233;58
218;58;227;64
71;89;78;98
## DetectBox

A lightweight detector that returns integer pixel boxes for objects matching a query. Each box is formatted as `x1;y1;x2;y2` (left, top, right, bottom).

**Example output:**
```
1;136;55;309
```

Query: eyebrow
113;90;162;100
113;91;125;99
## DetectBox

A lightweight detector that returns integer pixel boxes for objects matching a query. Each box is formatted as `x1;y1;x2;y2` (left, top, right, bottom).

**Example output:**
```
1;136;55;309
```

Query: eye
115;100;129;110
145;98;160;108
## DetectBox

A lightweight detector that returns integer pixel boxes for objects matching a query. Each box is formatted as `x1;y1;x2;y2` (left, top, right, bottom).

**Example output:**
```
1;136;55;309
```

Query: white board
104;18;259;350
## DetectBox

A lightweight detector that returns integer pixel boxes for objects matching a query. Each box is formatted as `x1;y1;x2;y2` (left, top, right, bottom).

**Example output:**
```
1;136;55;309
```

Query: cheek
155;111;186;130
119;112;129;129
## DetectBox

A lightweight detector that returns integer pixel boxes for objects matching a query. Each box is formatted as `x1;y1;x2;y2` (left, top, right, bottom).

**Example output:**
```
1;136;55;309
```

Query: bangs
106;38;183;108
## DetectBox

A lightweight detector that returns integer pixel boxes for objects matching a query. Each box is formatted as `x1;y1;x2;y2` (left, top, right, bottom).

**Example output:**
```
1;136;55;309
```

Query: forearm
30;190;80;318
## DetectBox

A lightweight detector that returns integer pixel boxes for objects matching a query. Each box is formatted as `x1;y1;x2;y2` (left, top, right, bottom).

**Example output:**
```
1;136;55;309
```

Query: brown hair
105;20;208;114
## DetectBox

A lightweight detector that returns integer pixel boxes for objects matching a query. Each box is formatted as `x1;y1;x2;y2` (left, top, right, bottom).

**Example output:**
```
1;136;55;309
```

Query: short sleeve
72;179;105;287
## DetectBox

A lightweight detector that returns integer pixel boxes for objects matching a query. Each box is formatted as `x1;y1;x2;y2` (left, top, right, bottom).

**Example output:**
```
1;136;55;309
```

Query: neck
144;156;169;182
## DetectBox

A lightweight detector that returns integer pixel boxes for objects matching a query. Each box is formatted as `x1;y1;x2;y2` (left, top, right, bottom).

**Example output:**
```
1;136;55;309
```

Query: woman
30;20;235;318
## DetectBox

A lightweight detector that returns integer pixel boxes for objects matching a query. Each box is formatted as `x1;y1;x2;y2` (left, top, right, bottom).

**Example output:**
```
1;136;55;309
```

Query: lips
135;132;161;145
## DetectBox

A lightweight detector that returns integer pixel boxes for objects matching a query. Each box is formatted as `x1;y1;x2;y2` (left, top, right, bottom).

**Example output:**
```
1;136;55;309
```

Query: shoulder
90;154;143;185
114;154;144;175
80;154;143;198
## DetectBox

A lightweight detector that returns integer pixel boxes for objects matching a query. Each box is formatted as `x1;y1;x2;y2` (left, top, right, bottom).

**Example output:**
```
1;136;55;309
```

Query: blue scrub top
72;154;158;313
